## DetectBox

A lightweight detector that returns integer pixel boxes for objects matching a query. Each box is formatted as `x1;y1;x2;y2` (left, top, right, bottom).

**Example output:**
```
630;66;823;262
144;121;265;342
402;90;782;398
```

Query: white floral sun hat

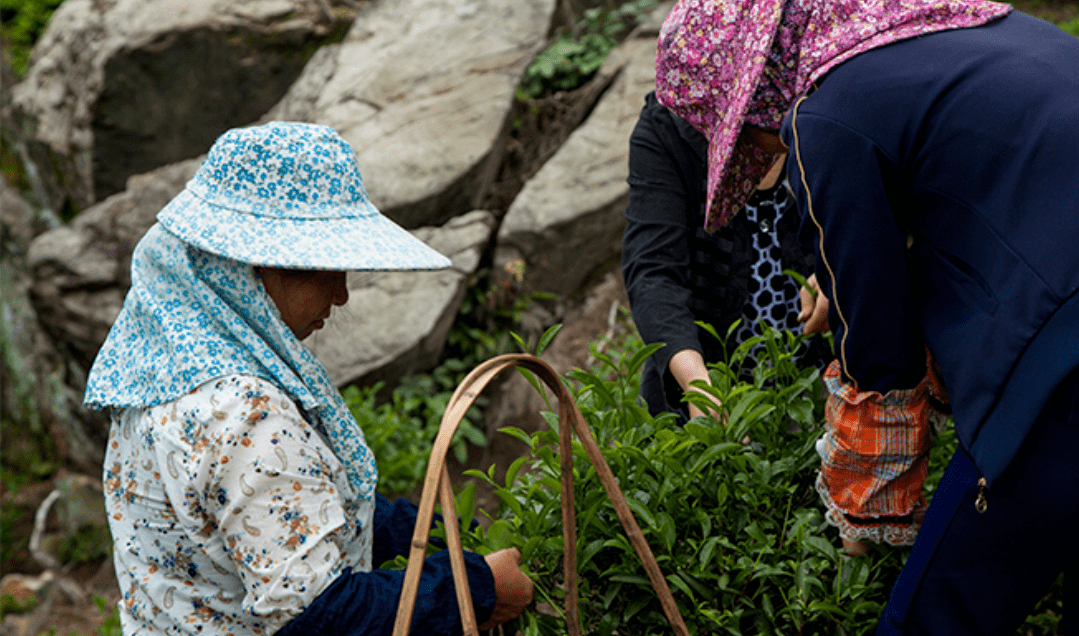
157;121;451;271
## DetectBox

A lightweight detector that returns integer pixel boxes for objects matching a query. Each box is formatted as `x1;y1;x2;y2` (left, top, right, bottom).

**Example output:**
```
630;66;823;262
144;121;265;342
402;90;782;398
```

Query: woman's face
742;125;788;155
257;267;349;340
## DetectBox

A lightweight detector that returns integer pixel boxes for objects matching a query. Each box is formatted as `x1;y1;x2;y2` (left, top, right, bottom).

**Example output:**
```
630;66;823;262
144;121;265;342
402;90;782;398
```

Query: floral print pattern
104;375;371;635
157;121;450;273
655;0;1011;231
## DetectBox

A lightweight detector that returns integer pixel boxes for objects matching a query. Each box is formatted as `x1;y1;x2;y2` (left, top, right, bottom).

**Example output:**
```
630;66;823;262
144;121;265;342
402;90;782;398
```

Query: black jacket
622;92;817;419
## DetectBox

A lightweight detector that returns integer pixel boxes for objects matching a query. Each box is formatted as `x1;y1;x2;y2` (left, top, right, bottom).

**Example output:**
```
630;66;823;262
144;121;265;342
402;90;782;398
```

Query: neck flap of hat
85;224;377;500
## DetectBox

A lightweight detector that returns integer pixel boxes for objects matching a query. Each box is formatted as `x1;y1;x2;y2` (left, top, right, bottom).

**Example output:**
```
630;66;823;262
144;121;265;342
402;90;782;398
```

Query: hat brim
158;189;452;271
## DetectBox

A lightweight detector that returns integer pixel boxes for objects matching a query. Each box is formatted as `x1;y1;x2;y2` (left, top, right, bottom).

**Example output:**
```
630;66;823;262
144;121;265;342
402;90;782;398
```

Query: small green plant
0;591;39;619
518;33;616;99
443;264;556;364
1;0;65;76
518;0;659;99
92;595;123;636
55;523;112;566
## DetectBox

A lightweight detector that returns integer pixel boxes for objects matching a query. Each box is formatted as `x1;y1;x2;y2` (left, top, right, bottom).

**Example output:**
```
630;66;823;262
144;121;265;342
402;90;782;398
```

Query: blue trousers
879;367;1079;635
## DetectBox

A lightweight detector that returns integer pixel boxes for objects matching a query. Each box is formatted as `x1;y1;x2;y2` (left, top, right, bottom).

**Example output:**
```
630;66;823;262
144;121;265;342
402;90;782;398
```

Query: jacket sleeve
784;108;936;542
622;95;705;376
783;109;926;394
274;551;496;636
372;493;469;567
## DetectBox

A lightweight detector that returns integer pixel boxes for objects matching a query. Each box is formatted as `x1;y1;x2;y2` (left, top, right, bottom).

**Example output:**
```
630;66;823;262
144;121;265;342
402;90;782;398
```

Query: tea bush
457;322;969;635
343;374;487;497
449;319;1069;634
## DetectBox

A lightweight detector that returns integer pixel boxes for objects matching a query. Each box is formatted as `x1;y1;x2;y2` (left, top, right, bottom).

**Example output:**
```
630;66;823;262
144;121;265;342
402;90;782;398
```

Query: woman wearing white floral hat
85;121;532;635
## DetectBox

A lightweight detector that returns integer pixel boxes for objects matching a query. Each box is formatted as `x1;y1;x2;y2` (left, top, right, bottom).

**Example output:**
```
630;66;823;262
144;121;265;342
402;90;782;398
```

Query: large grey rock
8;0;354;213
493;35;659;297
265;0;557;229
2;178;103;472
27;158;202;370
308;210;496;387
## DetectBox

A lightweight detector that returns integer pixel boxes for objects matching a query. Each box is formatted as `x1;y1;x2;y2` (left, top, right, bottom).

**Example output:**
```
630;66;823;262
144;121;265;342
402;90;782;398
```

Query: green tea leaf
624;497;657;529
537;323;563;355
803;535;837;560
504;456;528;488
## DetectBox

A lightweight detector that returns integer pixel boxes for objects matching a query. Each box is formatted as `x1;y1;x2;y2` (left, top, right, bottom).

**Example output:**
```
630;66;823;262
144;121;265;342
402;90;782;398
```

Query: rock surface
8;0;353;213
307;210;496;387
265;0;557;228
2;177;102;472
18;0;679;459
494;34;659;296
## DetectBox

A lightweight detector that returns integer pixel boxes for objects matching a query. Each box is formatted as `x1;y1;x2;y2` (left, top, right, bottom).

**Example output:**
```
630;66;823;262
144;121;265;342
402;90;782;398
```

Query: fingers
798;285;815;323
799;274;829;334
798;273;819;321
841;538;871;557
479;548;534;630
803;294;830;335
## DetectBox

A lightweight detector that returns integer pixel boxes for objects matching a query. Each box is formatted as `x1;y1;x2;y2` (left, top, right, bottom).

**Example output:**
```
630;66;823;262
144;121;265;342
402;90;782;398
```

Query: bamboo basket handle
391;353;689;636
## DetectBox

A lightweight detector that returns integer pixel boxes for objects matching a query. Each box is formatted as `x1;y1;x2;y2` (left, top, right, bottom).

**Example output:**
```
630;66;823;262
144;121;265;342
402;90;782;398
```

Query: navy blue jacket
275;494;495;636
782;11;1079;484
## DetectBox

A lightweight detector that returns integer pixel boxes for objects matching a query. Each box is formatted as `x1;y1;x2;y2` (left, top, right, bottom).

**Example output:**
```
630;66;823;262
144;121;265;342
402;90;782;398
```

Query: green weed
518;0;658;99
1;0;65;76
1059;15;1079;37
0;591;39;619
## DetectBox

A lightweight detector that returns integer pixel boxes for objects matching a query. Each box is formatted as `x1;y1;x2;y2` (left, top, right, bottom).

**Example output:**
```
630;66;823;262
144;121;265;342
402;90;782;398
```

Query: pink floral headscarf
656;0;1012;231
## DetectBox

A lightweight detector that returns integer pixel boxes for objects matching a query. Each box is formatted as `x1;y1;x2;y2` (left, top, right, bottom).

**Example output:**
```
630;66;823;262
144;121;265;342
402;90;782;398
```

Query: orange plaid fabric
815;356;940;546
